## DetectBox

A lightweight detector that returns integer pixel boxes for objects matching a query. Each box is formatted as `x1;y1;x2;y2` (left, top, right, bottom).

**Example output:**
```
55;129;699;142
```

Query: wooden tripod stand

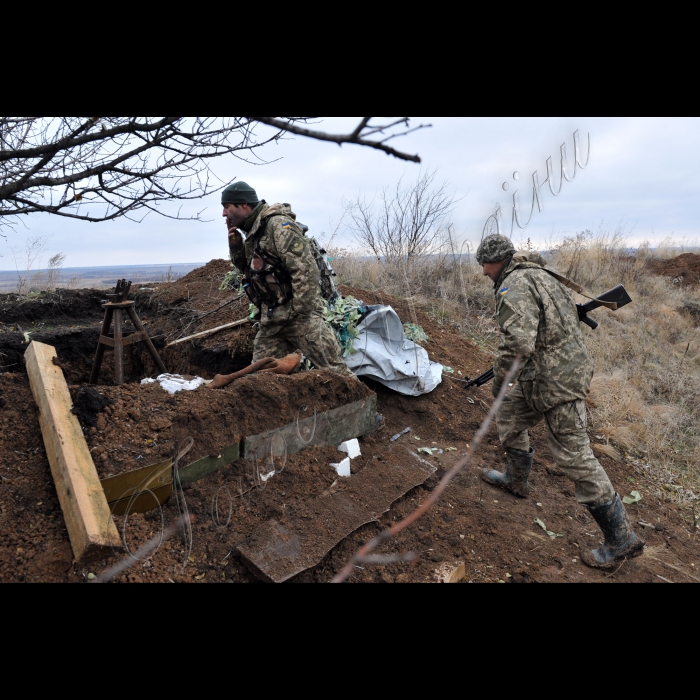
90;280;167;386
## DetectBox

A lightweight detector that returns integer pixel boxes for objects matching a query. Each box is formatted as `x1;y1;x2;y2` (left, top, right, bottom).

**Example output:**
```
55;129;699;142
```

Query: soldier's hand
228;227;242;246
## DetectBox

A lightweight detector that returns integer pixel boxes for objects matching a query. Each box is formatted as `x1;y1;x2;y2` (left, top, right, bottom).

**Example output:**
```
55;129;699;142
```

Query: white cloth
345;306;443;396
141;374;206;395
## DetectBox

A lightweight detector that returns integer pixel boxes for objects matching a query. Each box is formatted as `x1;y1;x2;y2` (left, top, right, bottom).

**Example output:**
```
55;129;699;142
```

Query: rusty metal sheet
237;451;436;583
243;396;377;462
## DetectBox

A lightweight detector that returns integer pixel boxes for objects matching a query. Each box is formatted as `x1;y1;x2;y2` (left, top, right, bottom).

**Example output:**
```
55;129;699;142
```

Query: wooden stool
90;282;166;386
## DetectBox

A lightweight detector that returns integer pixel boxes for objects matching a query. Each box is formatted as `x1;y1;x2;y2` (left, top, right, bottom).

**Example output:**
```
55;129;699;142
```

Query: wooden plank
165;318;249;348
99;332;147;349
243;396;377;461
237;449;436;583
26;341;121;560
179;443;241;486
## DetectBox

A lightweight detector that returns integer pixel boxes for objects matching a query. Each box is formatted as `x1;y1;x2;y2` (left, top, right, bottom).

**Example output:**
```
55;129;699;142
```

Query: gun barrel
465;367;495;389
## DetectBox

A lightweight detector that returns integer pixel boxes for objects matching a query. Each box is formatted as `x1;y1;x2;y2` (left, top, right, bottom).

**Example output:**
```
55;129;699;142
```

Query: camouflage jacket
229;202;323;324
492;251;594;412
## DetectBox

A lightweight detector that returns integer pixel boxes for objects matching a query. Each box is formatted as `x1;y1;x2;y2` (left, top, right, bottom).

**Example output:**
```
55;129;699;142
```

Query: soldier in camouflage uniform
477;234;644;569
222;182;351;377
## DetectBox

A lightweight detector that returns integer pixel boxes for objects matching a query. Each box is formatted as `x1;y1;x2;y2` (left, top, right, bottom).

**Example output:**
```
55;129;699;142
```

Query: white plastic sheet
345;306;443;396
141;374;206;395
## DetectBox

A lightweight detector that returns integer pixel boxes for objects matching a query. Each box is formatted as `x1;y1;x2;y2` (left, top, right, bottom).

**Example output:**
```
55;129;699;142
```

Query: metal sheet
237;451;436;583
101;459;173;517
243;396;377;461
109;485;173;517
178;443;241;486
101;459;173;503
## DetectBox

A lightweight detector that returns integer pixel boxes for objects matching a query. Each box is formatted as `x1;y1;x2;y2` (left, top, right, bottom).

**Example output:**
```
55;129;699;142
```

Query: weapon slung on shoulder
577;284;632;330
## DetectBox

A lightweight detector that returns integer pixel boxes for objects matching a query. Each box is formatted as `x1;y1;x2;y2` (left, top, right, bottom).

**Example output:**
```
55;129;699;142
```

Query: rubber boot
582;494;645;569
482;448;533;498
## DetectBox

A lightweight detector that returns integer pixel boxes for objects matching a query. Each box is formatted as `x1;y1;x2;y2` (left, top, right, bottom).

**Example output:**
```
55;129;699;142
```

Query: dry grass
331;230;700;515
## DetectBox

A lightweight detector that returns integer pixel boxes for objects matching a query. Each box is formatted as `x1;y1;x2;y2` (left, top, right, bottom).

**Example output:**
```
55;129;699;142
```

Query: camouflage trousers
496;384;615;507
253;311;354;377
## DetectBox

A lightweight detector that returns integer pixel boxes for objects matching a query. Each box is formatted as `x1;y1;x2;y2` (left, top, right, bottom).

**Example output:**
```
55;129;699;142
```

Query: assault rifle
464;285;633;390
576;284;632;330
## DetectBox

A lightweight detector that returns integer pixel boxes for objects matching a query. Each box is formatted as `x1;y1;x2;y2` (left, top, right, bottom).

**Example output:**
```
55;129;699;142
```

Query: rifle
464;285;633;389
576;284;632;330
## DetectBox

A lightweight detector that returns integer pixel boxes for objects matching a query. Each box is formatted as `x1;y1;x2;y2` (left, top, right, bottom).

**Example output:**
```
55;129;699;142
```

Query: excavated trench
0;289;253;386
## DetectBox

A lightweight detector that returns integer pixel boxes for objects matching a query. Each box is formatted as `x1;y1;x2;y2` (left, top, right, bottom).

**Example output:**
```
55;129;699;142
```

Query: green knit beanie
221;181;259;206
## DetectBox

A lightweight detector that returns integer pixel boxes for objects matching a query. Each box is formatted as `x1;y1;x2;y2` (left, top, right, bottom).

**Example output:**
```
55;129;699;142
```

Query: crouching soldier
477;234;644;569
220;181;352;378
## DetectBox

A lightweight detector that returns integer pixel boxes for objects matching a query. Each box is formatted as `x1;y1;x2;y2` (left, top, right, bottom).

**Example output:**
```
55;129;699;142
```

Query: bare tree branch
0;117;427;233
331;356;523;584
347;170;456;267
250;117;430;163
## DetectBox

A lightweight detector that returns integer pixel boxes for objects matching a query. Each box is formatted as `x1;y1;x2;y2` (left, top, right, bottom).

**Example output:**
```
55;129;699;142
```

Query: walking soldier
477;234;644;569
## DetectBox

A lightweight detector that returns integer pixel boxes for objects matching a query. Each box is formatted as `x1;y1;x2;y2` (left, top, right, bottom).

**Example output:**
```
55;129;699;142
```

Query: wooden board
243;396;377;462
237;450;436;583
25;342;121;560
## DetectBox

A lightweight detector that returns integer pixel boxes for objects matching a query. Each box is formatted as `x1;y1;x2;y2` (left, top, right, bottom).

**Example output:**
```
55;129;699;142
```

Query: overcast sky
2;117;698;269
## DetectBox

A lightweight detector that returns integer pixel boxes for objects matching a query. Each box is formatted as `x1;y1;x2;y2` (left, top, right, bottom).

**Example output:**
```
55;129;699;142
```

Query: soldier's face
223;204;252;228
482;260;507;282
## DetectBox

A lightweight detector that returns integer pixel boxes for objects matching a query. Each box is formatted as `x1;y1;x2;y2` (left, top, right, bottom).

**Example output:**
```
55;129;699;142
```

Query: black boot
582;494;645;569
482;448;533;498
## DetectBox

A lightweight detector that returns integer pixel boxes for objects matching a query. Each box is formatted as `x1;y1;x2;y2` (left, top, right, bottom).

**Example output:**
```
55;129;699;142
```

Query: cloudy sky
2;117;698;269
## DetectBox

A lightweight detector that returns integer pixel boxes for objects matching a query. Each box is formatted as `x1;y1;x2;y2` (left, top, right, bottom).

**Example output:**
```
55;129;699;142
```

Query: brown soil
647;253;700;286
1;264;698;584
79;371;372;479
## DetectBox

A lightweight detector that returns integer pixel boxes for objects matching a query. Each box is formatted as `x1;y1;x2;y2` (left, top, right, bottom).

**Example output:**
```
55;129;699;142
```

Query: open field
0;263;204;294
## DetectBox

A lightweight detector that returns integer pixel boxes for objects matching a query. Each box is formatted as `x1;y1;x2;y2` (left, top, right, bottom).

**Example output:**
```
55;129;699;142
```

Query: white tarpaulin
345;306;443;396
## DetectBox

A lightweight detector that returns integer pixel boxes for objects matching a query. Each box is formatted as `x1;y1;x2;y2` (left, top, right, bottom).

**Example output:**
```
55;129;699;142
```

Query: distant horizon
0;262;208;274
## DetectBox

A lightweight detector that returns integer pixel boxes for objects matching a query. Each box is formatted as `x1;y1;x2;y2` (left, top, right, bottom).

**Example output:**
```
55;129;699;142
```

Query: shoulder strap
542;267;618;310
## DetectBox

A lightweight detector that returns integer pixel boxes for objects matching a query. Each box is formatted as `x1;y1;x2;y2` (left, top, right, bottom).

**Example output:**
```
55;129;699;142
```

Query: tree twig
92;514;192;584
250;117;429;163
331;356;522;583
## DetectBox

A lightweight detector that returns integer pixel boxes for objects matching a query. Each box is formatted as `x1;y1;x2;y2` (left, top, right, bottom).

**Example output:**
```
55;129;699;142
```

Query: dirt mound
647;253;700;285
1;271;698;584
0;260;254;382
0;289;108;325
154;259;234;306
78;371;373;479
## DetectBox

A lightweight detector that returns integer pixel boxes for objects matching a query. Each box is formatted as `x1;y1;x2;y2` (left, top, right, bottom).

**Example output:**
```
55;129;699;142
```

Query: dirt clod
71;387;114;428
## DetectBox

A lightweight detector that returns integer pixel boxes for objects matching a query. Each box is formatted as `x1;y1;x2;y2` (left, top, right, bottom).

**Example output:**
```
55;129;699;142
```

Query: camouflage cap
476;234;517;265
221;181;259;206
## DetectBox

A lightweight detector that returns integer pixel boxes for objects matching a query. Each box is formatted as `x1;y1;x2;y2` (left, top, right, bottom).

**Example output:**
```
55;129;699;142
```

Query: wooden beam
165;318;249;348
25;341;121;560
